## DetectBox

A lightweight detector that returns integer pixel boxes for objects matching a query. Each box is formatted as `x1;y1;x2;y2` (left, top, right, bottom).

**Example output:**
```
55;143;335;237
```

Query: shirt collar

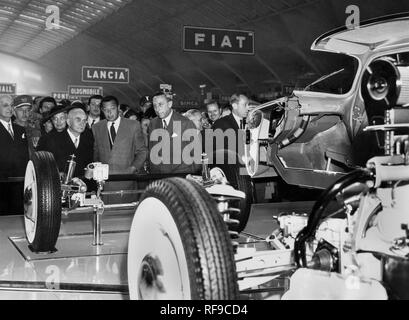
0;118;12;127
67;128;80;144
232;112;243;128
108;116;121;126
88;116;100;124
0;118;13;133
162;110;173;126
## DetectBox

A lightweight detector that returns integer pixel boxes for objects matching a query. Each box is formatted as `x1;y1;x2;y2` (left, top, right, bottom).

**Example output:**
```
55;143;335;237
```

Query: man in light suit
92;95;148;203
148;92;201;174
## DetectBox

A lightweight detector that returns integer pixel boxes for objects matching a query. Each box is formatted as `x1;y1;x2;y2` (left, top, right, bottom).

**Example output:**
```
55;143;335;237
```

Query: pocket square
172;132;178;138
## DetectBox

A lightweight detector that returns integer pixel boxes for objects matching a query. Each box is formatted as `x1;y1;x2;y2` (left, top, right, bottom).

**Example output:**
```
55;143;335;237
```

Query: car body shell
248;13;409;189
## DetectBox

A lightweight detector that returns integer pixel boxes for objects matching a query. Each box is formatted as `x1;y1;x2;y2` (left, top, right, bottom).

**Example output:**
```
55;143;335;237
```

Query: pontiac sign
68;85;103;97
82;66;129;84
183;26;254;55
51;92;69;100
0;83;16;94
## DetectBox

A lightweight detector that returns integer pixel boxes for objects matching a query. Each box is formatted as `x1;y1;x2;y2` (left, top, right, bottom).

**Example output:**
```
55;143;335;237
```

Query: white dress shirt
232;112;244;129
67;129;80;148
107;116;121;143
0;118;14;137
88;116;100;127
162;110;173;129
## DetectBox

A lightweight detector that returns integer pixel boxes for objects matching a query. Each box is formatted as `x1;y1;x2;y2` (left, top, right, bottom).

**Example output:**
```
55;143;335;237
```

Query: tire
128;177;239;300
24;151;62;253
218;164;254;233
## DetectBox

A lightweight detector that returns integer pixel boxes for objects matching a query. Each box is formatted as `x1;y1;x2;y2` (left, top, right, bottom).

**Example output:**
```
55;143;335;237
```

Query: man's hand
129;166;137;174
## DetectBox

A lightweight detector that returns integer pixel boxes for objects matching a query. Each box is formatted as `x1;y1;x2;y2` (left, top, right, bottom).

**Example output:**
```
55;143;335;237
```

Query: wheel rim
128;197;191;300
24;161;37;244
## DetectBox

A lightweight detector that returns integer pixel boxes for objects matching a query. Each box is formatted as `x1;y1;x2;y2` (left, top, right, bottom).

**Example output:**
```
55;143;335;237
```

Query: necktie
110;122;116;144
7;122;14;139
91;120;95;127
163;120;168;130
74;137;79;148
240;119;246;130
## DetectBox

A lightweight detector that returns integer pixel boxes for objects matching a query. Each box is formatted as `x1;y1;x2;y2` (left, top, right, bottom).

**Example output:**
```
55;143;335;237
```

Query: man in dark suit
0;95;30;214
37;107;94;179
148;92;201;174
206;100;222;125
86;95;104;129
211;93;250;166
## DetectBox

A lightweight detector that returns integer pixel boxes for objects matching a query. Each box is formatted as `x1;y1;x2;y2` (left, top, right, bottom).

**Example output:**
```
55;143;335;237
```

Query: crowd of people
0;90;252;213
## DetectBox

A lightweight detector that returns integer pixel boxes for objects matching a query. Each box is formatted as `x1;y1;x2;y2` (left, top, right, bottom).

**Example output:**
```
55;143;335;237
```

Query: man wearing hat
36;104;69;151
0;94;29;214
12;95;42;155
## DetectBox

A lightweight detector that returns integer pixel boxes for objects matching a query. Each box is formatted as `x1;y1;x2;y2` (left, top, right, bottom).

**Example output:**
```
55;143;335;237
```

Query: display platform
0;201;313;300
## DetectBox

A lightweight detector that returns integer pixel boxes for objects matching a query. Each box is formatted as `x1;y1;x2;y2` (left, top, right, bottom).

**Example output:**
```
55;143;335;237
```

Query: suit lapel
168;112;175;134
114;118;126;147
0;123;13;142
111;118;127;152
63;129;76;150
228;114;239;130
98;120;111;151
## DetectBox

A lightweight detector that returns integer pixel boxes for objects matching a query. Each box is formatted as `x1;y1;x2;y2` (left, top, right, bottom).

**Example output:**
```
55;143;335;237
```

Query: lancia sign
82;66;129;84
183;26;254;55
68;85;103;97
0;83;16;95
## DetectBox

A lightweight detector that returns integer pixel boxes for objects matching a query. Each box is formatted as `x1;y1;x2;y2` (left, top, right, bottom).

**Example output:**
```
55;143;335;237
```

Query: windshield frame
302;50;362;97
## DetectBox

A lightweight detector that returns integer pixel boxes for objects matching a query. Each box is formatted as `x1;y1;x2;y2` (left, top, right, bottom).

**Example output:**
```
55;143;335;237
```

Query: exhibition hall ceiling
0;0;408;100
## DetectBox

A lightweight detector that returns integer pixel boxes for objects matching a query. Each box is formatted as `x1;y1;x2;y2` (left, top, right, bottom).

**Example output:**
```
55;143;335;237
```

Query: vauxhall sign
183;26;254;55
0;83;16;94
82;66;130;84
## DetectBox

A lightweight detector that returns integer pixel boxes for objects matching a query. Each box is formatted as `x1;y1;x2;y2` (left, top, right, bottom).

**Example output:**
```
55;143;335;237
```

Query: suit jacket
0;123;29;178
37;129;94;178
92;117;148;204
148;111;201;174
212;114;245;166
92;117;148;174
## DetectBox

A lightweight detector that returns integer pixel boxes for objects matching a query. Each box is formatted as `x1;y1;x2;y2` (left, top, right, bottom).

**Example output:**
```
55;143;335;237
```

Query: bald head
67;108;87;136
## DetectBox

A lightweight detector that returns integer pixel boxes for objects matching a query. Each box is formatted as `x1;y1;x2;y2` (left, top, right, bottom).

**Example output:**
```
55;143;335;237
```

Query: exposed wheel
24;151;62;253
127;177;239;300
217;164;253;233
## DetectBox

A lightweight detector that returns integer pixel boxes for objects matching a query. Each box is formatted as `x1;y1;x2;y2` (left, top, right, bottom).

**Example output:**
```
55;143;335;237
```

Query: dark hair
60;99;71;107
101;95;119;107
222;105;233;112
229;93;244;105
205;100;220;109
34;96;43;104
152;91;172;102
124;109;138;119
88;95;103;106
39;97;57;111
119;104;130;113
